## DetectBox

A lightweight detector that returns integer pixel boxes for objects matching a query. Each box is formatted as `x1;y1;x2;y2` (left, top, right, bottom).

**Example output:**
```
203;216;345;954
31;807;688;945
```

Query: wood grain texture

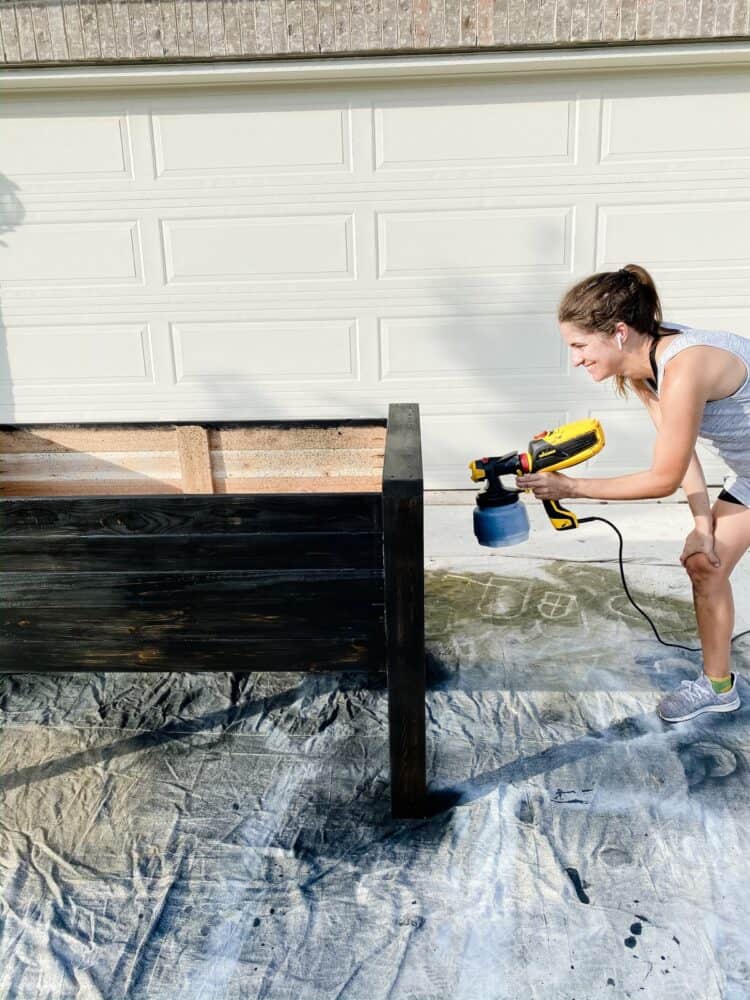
176;424;214;493
1;594;384;641
0;636;381;672
0;480;185;498
0;568;383;606
0;422;386;496
0;427;177;453
0;531;384;572
0;494;383;537
208;425;386;452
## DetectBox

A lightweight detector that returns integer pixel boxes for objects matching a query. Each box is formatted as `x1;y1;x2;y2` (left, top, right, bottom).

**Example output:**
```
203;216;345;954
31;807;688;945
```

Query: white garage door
2;67;749;488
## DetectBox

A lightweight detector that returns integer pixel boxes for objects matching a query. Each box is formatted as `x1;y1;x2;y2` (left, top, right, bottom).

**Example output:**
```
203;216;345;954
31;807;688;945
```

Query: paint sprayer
469;418;605;547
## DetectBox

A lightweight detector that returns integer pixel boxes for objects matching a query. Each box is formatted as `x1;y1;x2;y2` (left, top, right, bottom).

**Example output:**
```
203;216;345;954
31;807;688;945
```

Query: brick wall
0;0;748;65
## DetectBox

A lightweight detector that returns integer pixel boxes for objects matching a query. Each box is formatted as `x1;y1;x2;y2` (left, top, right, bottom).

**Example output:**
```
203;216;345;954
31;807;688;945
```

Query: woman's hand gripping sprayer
516;470;576;502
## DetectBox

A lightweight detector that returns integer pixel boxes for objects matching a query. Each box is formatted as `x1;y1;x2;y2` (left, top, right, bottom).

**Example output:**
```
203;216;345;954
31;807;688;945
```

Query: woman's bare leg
685;498;750;679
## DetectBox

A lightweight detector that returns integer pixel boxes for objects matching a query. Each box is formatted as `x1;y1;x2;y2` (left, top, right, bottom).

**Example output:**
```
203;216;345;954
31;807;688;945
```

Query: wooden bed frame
0;403;426;819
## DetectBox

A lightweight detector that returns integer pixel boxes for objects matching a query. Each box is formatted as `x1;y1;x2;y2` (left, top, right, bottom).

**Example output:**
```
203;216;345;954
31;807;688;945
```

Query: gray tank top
655;323;750;503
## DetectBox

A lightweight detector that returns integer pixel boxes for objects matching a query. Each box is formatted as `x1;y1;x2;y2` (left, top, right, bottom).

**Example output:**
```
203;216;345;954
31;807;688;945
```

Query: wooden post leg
383;403;426;820
384;494;426;818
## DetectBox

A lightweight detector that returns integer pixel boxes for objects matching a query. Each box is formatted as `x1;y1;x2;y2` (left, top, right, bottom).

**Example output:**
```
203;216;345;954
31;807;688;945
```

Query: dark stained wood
383;402;424;499
0;531;383;573
0;494;383;537
382;404;426;819
0;574;384;641
0;637;381;673
0;609;383;642
0;569;383;608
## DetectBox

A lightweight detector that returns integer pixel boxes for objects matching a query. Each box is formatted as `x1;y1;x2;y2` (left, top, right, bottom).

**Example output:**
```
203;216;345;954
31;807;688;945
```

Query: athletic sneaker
658;672;740;723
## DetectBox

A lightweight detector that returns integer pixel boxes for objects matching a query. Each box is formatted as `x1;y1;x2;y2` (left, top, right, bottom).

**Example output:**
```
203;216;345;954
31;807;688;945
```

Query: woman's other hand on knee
680;527;720;569
684;551;724;587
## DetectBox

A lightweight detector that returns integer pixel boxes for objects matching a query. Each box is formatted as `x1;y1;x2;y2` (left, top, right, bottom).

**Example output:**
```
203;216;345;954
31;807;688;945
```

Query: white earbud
616;333;624;350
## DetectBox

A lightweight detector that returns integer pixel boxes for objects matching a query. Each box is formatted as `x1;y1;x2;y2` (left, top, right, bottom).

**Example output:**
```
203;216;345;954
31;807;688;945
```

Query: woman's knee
684;553;729;590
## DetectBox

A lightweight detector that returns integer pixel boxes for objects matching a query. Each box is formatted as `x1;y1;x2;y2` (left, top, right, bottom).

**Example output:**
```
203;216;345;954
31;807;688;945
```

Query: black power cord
579;515;750;653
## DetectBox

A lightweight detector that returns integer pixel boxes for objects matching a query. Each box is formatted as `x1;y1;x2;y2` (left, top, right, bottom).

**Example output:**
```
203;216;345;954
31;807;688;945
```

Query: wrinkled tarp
2;562;750;1000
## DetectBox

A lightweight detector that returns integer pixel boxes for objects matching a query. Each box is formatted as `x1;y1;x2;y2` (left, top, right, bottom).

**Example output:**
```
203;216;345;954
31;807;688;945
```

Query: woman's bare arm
518;352;713;501
637;385;712;527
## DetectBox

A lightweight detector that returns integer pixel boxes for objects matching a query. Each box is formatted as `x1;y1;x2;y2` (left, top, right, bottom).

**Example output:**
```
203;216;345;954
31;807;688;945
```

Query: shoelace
675;679;711;703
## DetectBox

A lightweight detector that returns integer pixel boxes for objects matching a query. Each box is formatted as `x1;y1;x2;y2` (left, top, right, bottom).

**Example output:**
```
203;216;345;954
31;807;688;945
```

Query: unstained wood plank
176;425;214;494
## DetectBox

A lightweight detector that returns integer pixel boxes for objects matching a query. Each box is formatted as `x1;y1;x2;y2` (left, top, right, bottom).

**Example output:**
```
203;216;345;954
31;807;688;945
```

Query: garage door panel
597;203;750;274
170;320;359;383
1;112;132;180
373;98;576;168
151;106;351;177
161;213;355;283
1;324;154;384
600;91;750;166
376;207;573;278
0;220;144;286
377;314;565;381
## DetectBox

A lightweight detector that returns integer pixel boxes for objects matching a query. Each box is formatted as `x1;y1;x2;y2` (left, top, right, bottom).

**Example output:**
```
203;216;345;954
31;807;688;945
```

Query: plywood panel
0;423;387;496
208;426;386;451
0;428;177;453
0;450;183;482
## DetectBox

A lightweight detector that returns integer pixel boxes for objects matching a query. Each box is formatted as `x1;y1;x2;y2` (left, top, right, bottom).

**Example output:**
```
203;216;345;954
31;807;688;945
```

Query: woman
517;265;750;722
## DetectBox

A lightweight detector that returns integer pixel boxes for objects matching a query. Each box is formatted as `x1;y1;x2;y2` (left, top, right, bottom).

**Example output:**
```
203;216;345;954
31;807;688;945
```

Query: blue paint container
473;494;530;548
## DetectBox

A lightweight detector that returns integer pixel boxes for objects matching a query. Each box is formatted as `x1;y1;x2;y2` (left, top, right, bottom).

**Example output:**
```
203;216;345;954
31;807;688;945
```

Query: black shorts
718;488;746;506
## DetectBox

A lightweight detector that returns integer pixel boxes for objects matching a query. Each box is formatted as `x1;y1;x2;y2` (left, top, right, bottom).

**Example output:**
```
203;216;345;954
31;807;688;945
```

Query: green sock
708;674;733;694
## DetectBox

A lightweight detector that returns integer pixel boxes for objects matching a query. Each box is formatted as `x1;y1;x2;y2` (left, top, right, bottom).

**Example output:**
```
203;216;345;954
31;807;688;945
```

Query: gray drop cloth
2;563;750;1000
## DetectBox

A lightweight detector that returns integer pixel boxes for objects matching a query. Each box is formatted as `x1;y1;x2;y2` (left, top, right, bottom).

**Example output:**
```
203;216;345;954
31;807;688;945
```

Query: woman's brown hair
558;264;663;397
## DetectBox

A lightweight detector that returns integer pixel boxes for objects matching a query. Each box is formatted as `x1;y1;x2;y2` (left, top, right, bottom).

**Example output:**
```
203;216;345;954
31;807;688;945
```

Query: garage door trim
2;40;750;92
